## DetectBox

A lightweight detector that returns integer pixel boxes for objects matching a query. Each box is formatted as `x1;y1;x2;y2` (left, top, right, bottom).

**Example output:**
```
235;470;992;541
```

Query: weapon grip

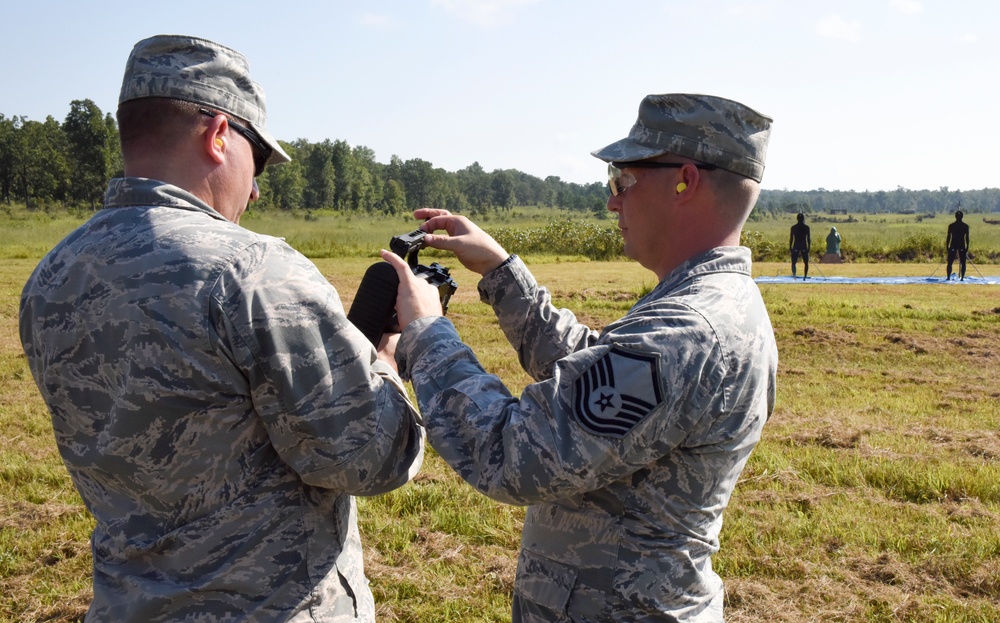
347;262;400;345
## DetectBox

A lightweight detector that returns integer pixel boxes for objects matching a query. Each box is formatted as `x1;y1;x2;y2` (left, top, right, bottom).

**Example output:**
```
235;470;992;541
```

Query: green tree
400;158;435;210
457;161;492;211
105;112;123;179
16;117;69;208
64;99;117;209
301;140;337;210
0;114;20;203
329;140;352;211
381;178;407;215
264;142;306;211
490;169;516;212
542;176;561;207
348;145;381;213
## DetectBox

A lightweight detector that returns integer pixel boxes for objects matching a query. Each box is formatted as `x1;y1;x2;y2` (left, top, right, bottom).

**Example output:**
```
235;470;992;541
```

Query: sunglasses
199;108;272;177
607;161;717;196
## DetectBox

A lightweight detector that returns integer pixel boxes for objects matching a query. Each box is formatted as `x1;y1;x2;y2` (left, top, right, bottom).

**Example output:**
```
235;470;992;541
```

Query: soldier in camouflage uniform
19;35;424;622
381;94;777;622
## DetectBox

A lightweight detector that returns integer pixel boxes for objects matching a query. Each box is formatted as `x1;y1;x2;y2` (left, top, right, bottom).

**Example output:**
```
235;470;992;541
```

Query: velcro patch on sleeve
572;346;663;437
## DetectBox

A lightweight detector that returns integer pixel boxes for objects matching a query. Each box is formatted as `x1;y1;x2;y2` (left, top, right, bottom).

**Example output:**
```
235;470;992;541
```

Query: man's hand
380;249;444;331
414;208;509;275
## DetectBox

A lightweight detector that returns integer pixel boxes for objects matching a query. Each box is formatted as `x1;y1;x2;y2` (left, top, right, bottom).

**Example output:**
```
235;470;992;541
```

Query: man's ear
674;163;702;204
204;115;227;166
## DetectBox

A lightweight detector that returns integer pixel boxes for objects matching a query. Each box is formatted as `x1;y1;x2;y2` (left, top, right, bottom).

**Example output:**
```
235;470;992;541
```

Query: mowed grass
726;264;1000;622
1;256;999;622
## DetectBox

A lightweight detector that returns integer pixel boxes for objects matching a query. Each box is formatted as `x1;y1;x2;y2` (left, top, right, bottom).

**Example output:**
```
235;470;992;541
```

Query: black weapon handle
347;262;400;345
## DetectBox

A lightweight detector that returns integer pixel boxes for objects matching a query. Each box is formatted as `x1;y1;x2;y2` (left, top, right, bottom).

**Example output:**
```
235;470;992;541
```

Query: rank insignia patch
572;346;663;437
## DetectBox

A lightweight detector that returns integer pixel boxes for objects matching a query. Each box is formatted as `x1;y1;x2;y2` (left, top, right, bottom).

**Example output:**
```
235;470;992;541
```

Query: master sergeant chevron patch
572;346;663;437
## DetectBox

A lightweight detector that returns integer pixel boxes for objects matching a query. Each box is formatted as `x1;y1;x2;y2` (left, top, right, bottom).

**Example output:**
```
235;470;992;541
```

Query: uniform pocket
514;548;578;614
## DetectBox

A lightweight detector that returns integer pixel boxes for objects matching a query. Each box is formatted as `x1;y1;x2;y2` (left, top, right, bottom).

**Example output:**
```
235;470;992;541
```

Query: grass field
2;215;999;621
5;204;999;263
0;205;591;261
749;212;1000;249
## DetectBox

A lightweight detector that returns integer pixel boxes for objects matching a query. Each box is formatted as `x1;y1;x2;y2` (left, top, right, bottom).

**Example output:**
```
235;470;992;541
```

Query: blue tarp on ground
755;275;1000;285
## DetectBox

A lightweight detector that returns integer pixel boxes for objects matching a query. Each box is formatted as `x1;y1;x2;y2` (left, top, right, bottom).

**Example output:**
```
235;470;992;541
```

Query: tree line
0;101;120;210
0;100;607;217
3;100;999;219
752;187;1000;221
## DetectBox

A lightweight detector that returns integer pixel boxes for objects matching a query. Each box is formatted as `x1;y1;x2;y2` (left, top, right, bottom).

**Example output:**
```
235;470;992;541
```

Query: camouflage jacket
398;249;776;622
19;178;424;623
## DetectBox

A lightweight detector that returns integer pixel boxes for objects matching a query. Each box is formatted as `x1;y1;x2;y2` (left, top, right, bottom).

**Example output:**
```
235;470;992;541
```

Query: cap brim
590;137;670;164
250;122;291;166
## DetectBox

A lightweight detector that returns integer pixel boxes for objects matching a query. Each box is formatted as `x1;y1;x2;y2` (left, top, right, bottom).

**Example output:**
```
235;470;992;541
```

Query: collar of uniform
103;177;232;223
641;246;753;304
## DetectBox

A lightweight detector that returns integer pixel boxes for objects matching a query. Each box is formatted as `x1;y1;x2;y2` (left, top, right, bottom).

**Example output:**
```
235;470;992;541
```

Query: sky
2;0;999;192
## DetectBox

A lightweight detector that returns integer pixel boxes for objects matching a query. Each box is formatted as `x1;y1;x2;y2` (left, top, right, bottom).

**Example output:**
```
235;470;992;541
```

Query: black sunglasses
199;108;272;177
608;161;718;196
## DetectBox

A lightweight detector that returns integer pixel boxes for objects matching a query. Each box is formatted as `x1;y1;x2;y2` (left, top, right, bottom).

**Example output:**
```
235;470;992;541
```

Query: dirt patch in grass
793;426;867;450
13;594;90;623
912;426;1000;461
1;502;92;623
555;287;638;303
0;500;83;532
883;333;932;354
790;326;860;346
725;544;999;621
366;526;517;621
784;423;1000;469
725;571;902;622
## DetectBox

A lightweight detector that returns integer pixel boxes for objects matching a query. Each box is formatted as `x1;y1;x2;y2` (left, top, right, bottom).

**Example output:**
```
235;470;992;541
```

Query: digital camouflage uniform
398;248;777;622
20;178;424;622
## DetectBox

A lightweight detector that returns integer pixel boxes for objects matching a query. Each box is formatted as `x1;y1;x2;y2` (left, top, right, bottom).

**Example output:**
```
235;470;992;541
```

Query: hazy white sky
2;0;998;192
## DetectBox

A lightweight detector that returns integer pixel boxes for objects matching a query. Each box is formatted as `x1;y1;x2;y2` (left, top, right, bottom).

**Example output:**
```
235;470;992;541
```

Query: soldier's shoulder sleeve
211;239;424;494
404;303;722;504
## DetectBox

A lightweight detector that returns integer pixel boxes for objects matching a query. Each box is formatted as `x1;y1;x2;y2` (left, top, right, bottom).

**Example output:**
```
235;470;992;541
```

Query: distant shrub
856;233;941;262
885;233;940;262
486;220;624;260
740;230;783;262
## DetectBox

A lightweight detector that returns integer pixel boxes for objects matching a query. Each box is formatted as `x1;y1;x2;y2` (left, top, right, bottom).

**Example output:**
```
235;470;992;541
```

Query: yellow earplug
215;138;224;147
676;182;687;193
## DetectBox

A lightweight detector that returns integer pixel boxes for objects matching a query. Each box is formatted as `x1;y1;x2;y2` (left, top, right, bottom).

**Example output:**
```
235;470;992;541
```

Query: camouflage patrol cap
119;34;290;167
591;93;771;182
